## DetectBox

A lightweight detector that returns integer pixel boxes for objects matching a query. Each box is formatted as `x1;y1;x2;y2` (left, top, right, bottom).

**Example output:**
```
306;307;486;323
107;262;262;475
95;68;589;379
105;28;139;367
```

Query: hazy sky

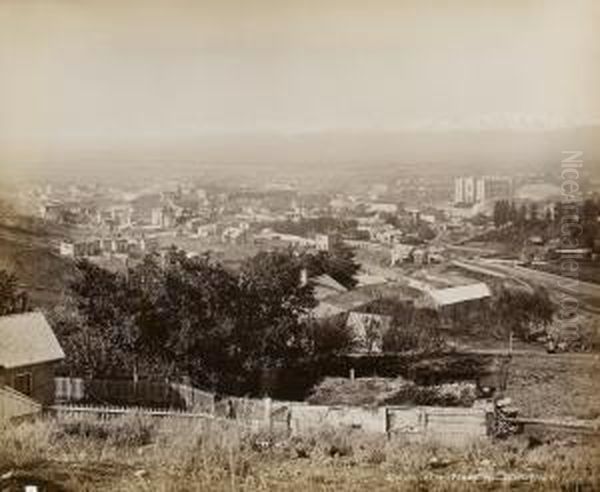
1;0;599;160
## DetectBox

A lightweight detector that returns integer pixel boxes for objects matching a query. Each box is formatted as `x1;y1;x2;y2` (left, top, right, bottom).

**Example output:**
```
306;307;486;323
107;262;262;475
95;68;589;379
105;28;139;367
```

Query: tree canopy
50;248;350;395
0;269;28;315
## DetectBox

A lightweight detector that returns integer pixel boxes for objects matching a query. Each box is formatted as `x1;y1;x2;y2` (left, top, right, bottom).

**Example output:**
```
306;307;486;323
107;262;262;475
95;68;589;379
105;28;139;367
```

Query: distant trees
491;197;600;242
416;222;436;241
551;197;599;248
580;198;599;249
493;199;544;229
270;217;358;238
362;297;445;353
493;199;548;229
493;200;511;228
528;202;539;223
302;242;360;289
492;285;555;341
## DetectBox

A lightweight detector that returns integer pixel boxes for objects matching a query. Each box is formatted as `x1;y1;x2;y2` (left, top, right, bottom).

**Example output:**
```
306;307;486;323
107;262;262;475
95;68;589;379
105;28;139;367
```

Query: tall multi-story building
454;177;476;204
454;176;511;205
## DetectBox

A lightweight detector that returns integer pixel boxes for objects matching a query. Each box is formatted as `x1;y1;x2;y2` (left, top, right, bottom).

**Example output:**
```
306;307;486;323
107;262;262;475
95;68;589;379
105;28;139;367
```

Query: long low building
417;282;492;323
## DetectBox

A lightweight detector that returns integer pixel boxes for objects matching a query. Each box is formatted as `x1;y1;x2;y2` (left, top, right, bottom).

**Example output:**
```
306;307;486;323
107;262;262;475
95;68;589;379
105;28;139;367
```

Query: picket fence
51;378;493;446
49;397;491;447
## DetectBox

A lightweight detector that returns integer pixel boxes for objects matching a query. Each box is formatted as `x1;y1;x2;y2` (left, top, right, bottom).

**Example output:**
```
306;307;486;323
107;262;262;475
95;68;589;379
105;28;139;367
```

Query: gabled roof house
0;312;65;405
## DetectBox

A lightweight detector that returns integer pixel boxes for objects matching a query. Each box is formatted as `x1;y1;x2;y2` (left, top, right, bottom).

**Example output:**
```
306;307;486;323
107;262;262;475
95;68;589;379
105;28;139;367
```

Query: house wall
440;298;490;324
0;362;58;405
0;385;42;421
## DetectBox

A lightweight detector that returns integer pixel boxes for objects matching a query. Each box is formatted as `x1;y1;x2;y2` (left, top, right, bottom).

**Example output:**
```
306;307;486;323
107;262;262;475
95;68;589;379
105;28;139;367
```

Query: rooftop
0;312;65;369
425;283;492;308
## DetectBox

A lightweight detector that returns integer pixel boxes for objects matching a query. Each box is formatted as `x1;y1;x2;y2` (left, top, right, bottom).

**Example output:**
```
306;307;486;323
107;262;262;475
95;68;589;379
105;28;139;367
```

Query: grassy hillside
0;416;598;491
0;217;78;308
505;353;600;419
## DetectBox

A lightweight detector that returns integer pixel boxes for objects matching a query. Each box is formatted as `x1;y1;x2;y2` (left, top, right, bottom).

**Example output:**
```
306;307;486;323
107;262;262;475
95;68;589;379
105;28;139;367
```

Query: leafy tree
493;285;555;341
0;269;28;315
383;310;444;353
51;247;351;396
53;259;141;378
417;222;436;241
508;202;518;224
302;243;360;290
363;297;444;353
517;204;528;227
493;200;510;228
305;316;353;358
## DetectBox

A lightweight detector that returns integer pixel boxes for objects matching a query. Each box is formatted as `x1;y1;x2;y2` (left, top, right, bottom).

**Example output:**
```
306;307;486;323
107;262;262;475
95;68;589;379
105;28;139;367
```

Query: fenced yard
48;398;491;447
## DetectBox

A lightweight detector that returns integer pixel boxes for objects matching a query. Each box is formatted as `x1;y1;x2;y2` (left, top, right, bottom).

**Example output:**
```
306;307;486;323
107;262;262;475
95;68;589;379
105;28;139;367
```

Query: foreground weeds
0;416;598;491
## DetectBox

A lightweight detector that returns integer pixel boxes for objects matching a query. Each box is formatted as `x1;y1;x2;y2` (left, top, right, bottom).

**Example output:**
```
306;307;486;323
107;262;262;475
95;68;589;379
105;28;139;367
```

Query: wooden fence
289;404;490;446
0;385;42;421
49;403;216;421
512;417;600;436
49;398;491;447
54;377;215;412
48;403;266;432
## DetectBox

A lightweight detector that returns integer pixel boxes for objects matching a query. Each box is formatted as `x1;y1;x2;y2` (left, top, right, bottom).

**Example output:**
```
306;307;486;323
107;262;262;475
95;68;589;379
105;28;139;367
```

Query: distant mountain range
4;126;600;187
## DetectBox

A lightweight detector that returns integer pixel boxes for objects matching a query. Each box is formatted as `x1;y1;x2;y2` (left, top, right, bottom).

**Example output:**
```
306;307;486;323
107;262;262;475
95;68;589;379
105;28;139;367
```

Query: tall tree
528;202;539;223
0;269;27;315
52;248;349;396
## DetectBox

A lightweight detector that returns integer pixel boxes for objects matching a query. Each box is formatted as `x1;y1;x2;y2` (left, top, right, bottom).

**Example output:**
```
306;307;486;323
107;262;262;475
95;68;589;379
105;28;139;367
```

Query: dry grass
505;353;600;419
1;415;599;491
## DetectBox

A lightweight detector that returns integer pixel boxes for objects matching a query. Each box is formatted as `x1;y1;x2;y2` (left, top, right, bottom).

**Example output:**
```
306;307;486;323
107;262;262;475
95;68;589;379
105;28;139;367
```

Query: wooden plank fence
48;398;491;447
48;403;264;431
510;417;600;436
54;377;215;412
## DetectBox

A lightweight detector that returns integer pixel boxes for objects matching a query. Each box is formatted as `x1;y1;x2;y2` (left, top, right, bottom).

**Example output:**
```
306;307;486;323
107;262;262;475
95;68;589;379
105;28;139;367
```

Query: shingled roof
0;312;65;369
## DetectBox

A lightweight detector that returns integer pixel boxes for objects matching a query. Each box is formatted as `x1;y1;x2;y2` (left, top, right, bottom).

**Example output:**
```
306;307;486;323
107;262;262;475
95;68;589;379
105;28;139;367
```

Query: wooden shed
0;312;65;406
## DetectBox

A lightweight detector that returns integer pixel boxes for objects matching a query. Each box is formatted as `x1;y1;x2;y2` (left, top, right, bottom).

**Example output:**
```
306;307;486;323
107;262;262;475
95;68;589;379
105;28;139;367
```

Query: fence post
384;407;390;438
263;397;272;431
349;368;355;382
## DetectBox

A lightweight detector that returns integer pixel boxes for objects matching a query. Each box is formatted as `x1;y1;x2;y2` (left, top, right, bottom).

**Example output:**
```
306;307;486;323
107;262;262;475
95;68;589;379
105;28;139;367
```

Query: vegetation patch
307;377;477;407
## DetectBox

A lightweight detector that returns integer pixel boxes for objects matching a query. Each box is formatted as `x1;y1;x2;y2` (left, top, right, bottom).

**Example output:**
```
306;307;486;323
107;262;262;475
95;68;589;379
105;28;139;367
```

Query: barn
418;283;492;324
0;312;65;405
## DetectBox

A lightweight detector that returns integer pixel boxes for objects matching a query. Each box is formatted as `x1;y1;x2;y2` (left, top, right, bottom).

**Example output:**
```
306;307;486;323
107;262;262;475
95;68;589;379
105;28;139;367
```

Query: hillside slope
0;217;78;308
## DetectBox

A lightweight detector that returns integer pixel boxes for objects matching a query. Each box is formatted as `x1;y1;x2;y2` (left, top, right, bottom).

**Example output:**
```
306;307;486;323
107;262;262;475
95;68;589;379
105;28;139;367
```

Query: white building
368;202;399;215
455;176;512;205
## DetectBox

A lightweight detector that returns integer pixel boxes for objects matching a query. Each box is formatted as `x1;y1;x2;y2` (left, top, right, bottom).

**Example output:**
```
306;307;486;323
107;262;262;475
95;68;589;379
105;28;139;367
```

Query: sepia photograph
0;1;599;490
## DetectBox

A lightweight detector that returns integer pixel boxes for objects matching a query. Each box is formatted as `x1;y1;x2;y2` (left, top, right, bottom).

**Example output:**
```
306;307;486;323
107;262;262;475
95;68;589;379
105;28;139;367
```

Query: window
14;372;32;396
